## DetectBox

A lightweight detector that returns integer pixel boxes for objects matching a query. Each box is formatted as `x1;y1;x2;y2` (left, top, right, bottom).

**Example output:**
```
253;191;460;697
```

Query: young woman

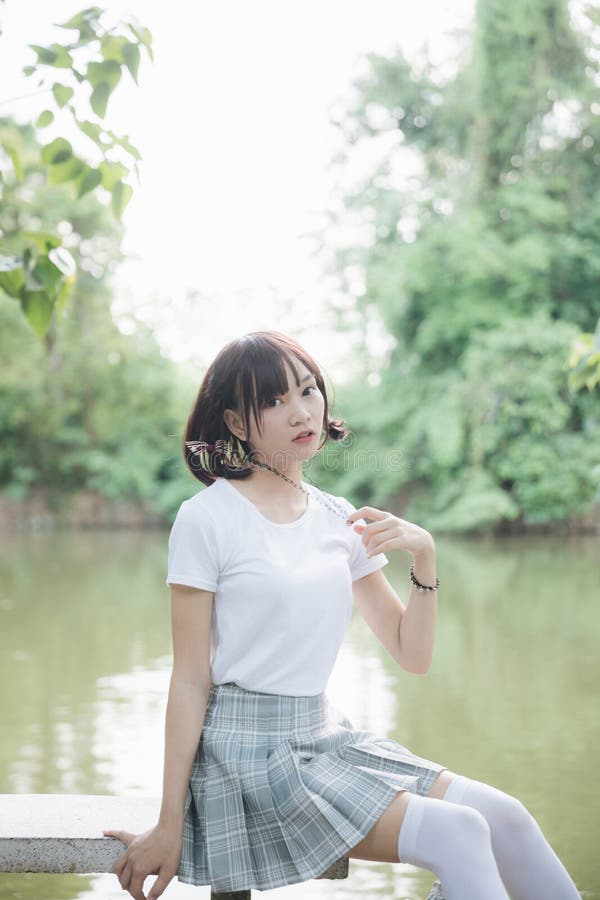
103;331;581;900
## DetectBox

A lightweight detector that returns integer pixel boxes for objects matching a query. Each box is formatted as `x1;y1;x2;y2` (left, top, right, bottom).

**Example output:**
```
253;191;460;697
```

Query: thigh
427;768;459;800
341;789;411;863
342;769;459;863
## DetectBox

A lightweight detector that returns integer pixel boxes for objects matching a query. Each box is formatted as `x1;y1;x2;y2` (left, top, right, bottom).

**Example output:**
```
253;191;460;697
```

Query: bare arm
397;544;438;674
352;543;438;675
159;583;214;829
104;582;214;900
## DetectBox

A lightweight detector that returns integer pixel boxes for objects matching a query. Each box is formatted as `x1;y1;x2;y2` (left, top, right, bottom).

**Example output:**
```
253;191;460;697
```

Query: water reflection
0;529;598;898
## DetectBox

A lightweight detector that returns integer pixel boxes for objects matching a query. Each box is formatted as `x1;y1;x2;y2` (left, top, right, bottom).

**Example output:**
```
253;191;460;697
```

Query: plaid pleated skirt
177;681;447;892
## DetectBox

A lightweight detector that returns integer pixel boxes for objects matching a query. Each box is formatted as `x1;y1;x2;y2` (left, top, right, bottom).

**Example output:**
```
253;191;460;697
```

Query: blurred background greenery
2;1;599;533
1;4;600;898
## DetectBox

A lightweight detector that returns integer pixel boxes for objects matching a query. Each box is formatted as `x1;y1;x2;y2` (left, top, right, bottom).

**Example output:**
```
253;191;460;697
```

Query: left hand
346;506;434;559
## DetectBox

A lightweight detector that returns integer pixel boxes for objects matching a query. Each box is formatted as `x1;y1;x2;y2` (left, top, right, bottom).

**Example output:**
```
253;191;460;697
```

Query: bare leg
342;768;510;898
427;768;459;800
341;788;411;862
341;768;459;861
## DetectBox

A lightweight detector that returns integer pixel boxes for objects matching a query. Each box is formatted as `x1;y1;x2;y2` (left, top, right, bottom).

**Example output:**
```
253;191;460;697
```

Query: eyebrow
273;373;316;396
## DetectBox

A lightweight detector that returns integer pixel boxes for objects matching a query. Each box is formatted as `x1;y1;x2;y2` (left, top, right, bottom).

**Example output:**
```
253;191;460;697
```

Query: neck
245;459;304;498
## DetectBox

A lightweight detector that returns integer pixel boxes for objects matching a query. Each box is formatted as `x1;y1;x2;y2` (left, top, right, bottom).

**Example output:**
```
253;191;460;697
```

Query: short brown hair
182;331;350;485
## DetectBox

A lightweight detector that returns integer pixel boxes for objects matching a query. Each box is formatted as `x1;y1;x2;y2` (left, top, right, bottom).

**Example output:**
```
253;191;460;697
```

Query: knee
490;789;533;832
447;805;494;861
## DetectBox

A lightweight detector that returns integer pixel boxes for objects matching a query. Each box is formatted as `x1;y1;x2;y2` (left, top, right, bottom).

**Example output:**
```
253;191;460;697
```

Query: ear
223;408;246;441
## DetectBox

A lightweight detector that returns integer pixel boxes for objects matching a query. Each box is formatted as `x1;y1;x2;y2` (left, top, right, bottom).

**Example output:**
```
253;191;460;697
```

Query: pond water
0;528;598;899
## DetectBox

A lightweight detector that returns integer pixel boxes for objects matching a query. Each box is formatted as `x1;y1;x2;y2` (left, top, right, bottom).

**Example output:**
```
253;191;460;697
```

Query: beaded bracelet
409;563;440;592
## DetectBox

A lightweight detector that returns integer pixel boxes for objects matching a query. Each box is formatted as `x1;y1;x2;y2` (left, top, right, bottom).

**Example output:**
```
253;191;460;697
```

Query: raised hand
346;506;434;558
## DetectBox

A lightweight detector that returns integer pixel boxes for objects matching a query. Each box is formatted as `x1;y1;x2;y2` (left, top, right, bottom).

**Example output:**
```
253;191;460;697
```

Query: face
225;358;325;469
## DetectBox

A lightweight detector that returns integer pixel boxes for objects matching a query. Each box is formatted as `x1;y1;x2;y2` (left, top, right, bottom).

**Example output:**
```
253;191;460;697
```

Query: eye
264;385;319;407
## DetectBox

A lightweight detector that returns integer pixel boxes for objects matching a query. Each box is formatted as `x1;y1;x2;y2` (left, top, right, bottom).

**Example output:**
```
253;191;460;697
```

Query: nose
290;398;311;425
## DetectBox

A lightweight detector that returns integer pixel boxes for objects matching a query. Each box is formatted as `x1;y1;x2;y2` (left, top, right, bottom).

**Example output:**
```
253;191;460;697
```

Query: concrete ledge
0;793;445;899
0;794;161;873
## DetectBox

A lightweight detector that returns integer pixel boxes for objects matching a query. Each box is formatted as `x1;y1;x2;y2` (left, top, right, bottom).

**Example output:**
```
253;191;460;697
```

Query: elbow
397;653;432;675
406;662;431;675
411;662;432;675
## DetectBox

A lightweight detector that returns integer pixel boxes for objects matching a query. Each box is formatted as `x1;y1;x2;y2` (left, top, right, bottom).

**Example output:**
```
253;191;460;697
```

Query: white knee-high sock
443;775;581;900
396;792;510;900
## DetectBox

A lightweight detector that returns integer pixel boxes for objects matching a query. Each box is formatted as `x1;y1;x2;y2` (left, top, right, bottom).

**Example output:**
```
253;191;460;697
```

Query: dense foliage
309;0;600;532
2;1;599;531
0;117;195;519
0;6;151;337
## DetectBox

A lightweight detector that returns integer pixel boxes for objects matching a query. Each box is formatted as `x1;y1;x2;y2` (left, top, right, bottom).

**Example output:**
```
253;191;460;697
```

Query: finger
111;850;129;877
114;843;135;873
360;519;391;535
103;829;136;845
147;871;174;900
347;506;385;521
366;541;388;557
120;860;135;892
128;872;149;900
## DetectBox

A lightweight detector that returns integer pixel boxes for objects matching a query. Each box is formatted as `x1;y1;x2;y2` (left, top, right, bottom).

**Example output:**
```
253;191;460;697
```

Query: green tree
0;6;152;337
313;0;600;532
0;118;194;520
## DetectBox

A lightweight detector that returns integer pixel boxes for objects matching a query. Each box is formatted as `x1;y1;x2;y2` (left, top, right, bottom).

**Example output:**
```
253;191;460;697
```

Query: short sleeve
338;495;390;582
165;500;219;592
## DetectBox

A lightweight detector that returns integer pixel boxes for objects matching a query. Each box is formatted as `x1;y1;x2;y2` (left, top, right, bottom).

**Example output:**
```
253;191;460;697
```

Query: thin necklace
248;457;351;523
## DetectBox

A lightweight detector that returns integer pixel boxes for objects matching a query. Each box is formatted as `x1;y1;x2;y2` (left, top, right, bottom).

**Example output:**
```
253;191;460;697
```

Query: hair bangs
235;343;310;440
182;330;350;485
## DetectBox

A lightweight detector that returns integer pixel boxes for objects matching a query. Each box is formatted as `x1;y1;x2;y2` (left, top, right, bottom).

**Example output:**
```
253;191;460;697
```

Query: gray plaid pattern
178;681;446;892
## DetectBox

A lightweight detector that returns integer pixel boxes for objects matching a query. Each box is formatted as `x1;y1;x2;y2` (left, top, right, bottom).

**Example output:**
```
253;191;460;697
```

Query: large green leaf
23;263;44;292
111;180;133;218
55;7;103;31
40;137;73;165
54;275;75;317
2;142;24;180
31;255;63;292
52;83;74;107
36;109;54;127
101;35;129;63
127;22;153;61
76;165;103;198
90;83;111;118
122;43;140;83
98;160;127;190
47;155;85;185
30;43;73;68
29;44;58;65
0;256;24;298
20;230;62;251
107;130;142;160
87;59;121;90
75;118;106;145
19;288;55;337
54;8;101;45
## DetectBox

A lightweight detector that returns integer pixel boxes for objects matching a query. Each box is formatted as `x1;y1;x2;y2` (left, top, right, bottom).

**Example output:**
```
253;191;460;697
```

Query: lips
293;430;314;440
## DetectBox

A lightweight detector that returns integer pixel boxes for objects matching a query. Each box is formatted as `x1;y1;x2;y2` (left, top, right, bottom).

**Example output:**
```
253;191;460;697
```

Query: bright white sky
0;0;474;384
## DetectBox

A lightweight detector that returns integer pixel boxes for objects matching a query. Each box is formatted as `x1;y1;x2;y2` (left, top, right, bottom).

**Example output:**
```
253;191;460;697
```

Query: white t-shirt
165;477;389;696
